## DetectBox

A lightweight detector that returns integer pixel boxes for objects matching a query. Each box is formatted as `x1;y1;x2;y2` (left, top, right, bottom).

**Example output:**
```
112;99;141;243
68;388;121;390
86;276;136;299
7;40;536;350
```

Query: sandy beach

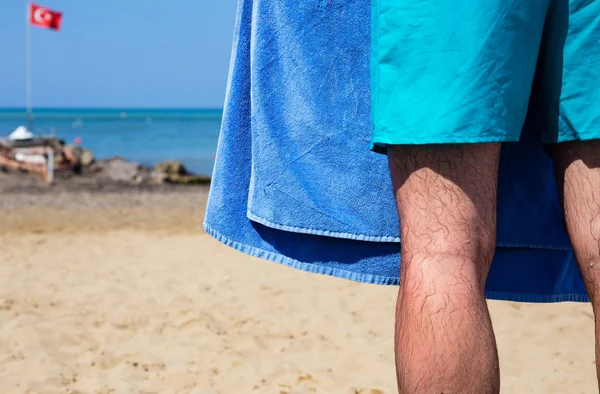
0;178;596;393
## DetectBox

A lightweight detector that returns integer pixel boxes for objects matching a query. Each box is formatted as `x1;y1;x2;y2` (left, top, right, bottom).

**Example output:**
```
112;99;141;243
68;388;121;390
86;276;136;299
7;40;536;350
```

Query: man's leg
388;143;501;394
553;140;600;384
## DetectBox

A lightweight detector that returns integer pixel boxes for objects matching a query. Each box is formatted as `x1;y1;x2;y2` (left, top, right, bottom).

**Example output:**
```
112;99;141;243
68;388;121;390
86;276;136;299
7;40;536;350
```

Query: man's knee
402;238;495;294
397;184;497;290
387;144;500;286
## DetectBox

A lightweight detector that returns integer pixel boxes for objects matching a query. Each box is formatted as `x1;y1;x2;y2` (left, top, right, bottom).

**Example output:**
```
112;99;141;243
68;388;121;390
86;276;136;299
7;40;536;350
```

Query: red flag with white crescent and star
29;3;62;31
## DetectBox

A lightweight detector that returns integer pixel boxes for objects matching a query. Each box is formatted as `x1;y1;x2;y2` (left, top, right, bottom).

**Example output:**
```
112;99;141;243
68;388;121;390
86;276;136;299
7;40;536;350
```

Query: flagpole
25;2;33;132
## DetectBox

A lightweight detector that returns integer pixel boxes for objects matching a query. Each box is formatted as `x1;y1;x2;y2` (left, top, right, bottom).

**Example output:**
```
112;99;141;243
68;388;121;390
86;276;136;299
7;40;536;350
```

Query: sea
0;108;222;177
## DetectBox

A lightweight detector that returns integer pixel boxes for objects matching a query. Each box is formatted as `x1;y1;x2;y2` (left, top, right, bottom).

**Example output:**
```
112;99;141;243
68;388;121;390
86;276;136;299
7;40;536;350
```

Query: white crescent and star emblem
33;8;52;23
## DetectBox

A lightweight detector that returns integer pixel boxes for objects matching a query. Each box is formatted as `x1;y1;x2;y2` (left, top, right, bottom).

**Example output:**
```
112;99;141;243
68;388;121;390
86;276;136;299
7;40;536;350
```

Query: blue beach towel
204;0;588;303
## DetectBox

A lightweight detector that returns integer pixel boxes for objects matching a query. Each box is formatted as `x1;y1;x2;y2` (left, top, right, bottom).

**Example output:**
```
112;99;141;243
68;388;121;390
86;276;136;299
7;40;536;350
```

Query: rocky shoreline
85;156;211;186
0;145;211;194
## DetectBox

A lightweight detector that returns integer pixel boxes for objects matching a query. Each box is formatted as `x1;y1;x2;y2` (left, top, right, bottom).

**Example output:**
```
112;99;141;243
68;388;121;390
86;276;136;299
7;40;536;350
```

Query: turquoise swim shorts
371;0;600;150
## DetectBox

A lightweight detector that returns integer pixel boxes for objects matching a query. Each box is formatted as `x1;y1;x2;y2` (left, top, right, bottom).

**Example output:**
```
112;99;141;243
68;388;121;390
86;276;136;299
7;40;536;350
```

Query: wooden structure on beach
0;136;79;184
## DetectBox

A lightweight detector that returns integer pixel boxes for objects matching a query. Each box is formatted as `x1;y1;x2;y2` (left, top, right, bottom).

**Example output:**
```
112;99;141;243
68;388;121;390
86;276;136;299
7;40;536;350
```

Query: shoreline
0;171;209;235
0;148;212;190
0;169;211;194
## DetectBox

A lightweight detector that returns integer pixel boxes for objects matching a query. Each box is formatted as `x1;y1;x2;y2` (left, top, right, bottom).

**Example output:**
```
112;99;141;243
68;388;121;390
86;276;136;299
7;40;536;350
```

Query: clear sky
0;1;238;108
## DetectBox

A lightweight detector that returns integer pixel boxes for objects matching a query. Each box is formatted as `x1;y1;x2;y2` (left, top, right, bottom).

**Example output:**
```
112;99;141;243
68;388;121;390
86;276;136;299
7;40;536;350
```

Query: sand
0;183;596;393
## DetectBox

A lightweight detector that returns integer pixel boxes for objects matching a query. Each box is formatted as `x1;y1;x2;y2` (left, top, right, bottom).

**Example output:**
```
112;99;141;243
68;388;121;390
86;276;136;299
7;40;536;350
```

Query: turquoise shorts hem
371;122;521;153
372;130;600;155
542;125;600;144
371;136;520;153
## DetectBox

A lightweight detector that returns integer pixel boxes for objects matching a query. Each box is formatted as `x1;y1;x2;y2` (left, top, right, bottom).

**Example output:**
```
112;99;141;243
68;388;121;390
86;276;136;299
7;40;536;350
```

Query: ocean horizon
0;108;223;176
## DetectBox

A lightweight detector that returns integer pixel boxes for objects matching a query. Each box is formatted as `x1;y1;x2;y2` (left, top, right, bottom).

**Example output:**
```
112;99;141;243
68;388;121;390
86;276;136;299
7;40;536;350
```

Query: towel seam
247;211;572;250
247;211;400;242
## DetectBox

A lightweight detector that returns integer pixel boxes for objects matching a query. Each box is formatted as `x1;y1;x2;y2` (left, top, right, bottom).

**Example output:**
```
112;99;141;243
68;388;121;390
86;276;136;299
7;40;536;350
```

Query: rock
132;172;151;185
165;174;211;185
92;157;150;183
80;158;208;185
79;149;95;167
148;171;210;185
153;160;188;176
150;160;210;185
148;171;169;185
67;145;95;166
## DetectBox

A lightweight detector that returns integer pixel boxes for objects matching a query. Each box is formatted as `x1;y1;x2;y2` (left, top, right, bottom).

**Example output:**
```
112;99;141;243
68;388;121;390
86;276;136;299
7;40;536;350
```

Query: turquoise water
0;108;222;176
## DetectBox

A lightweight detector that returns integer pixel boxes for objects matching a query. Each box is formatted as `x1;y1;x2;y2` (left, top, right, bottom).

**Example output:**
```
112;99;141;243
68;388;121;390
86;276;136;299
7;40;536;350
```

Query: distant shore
0;149;211;193
0;108;222;177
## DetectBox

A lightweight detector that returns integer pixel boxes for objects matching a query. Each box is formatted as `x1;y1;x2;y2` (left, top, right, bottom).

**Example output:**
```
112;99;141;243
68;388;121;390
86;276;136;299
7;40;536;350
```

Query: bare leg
553;140;600;385
388;144;501;394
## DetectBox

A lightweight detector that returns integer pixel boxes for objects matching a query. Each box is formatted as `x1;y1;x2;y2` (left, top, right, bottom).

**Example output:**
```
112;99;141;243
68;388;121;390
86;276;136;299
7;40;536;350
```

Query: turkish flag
29;3;62;31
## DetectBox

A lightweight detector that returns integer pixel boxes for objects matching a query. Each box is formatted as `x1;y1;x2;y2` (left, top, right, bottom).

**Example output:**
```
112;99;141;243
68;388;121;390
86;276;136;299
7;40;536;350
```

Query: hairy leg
553;140;600;384
388;144;501;394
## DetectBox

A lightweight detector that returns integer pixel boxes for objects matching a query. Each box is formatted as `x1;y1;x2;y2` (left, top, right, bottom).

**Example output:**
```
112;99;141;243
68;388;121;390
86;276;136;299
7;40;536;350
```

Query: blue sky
0;1;238;108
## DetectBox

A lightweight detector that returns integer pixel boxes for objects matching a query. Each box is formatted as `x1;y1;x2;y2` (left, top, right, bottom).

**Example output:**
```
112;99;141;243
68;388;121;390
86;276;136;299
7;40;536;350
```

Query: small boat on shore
0;126;80;184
